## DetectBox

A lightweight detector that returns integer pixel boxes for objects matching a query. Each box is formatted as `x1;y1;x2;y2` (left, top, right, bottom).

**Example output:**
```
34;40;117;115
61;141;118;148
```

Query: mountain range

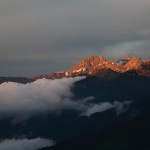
1;56;150;84
0;56;150;150
33;56;150;80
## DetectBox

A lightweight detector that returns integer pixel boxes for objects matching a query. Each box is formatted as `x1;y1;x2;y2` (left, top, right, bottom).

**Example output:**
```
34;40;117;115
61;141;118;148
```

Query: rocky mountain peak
124;57;142;70
99;56;106;62
33;55;150;80
65;56;107;76
65;56;149;77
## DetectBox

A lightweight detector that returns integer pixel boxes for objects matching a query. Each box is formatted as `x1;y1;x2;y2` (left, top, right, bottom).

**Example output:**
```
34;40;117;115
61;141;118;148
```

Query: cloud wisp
0;138;54;150
83;101;131;117
0;77;131;120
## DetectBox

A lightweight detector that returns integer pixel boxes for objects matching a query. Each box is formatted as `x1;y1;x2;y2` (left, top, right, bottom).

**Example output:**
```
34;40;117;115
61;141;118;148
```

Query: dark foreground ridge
40;113;150;150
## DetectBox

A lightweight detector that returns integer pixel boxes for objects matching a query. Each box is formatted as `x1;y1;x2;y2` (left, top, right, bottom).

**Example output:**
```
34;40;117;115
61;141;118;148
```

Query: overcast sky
0;0;150;77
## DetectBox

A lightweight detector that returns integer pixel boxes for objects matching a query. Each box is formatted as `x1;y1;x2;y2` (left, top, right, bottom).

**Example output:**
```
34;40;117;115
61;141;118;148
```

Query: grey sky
0;0;150;76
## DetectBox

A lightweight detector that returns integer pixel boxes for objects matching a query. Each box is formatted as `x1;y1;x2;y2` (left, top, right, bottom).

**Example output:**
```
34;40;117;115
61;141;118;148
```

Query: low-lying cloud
0;138;54;150
83;101;131;117
0;77;85;119
0;77;131;120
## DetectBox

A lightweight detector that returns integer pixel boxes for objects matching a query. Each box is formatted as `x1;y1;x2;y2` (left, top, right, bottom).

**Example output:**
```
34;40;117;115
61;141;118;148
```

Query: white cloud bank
0;77;85;119
0;77;131;120
0;138;54;150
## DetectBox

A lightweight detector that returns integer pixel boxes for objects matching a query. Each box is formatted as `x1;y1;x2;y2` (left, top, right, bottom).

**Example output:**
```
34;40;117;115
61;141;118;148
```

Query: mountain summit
33;56;150;80
65;56;141;76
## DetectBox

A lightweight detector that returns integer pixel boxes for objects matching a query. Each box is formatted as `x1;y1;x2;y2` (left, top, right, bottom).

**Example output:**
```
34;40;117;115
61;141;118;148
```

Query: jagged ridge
65;56;143;76
33;56;150;80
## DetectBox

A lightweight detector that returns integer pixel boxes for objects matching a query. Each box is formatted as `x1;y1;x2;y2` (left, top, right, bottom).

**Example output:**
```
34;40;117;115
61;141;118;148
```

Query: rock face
33;72;65;81
65;56;147;77
33;56;150;80
137;61;150;77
